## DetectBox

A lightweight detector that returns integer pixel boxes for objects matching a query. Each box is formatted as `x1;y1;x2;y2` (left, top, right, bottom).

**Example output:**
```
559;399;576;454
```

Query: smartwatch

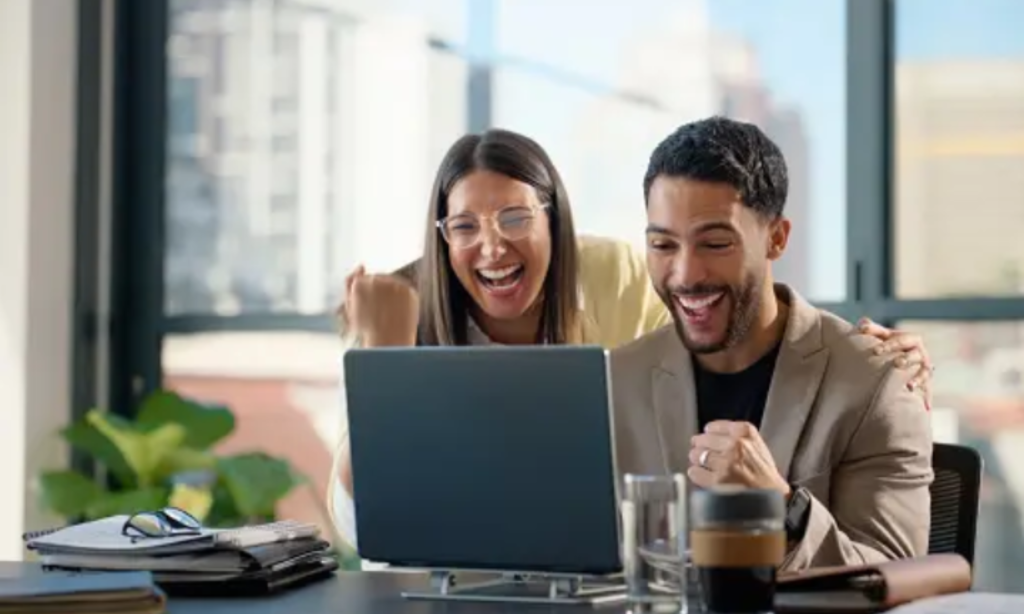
784;485;812;543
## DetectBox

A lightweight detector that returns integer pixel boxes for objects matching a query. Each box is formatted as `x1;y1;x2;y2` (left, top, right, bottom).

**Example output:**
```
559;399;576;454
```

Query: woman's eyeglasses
122;507;202;539
437;204;550;250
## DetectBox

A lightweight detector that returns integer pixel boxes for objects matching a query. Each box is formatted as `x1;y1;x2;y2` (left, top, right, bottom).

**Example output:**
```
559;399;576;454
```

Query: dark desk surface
17;563;987;614
169;571;634;614
1;564;643;614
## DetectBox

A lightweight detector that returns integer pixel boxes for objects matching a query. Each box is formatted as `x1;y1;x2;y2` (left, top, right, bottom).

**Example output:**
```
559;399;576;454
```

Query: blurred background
4;0;1024;593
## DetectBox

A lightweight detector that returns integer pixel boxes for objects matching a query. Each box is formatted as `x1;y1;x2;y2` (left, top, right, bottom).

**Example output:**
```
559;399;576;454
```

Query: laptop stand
401;570;627;605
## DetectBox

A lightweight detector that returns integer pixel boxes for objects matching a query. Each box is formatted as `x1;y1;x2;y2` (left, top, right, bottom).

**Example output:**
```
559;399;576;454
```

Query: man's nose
668;250;708;289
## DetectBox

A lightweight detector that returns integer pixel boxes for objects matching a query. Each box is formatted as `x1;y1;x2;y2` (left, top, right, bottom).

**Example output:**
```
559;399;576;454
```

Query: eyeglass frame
435;203;552;249
121;506;203;540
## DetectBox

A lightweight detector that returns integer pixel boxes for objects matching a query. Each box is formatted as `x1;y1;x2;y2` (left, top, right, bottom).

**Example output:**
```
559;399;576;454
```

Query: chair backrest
928;442;983;565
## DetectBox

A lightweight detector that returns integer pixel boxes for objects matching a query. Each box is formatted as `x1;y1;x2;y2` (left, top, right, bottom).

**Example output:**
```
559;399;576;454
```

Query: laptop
343;345;621;577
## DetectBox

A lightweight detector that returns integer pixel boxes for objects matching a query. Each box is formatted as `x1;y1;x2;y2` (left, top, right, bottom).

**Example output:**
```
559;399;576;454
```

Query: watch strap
784;485;811;543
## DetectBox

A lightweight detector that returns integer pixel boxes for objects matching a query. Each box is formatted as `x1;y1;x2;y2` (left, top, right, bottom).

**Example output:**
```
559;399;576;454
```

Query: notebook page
26;516;212;554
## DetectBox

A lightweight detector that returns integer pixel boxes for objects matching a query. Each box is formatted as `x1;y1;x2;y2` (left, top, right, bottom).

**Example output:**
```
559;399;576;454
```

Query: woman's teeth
477;264;524;288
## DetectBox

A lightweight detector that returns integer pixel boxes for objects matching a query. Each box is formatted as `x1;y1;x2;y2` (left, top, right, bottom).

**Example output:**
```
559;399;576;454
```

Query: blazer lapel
759;286;830;481
652;336;698;474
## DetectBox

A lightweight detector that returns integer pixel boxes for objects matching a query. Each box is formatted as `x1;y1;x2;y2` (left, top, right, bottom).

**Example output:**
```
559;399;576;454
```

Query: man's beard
662;271;762;355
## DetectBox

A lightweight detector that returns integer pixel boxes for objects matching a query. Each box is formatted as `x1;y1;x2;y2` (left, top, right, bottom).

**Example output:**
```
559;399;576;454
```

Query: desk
170;574;1023;614
0;564;646;614
170;572;635;614
9;563;1001;614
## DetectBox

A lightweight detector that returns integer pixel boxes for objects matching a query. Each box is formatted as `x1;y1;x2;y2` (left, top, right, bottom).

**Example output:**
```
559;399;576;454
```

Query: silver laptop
343;345;621;577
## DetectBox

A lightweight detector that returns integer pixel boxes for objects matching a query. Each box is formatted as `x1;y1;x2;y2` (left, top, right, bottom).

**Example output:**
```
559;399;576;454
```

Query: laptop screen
344;345;621;576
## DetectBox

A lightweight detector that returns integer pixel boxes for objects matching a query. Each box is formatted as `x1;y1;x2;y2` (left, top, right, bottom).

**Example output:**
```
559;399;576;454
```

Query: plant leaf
216;453;303;518
204;482;243;528
155;448;216;482
61;415;136;487
86;411;186;487
83;487;169;520
37;470;103;519
168;483;214;523
137;390;235;451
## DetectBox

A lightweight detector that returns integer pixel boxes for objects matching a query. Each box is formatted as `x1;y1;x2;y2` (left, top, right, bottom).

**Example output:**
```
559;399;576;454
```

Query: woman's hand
341;265;420;347
857;317;934;408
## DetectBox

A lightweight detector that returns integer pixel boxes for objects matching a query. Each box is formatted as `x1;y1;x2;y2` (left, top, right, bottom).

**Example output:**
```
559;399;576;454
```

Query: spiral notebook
24;516;319;556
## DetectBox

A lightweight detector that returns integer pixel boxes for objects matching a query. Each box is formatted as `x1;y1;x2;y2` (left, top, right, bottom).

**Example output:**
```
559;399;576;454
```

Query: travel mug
689;486;786;614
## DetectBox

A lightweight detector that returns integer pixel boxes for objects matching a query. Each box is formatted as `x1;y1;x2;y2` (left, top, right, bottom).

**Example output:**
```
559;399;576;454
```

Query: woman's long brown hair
417;129;580;346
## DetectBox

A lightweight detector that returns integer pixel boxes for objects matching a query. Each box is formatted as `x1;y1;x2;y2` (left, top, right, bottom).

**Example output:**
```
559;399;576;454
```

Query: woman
330;128;933;546
338;133;668;350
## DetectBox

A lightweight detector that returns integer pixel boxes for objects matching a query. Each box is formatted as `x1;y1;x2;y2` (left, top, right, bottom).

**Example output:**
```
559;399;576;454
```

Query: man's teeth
677;293;723;310
478;264;522;280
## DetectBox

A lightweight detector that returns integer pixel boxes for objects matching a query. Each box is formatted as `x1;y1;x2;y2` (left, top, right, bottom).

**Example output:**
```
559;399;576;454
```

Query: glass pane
166;0;467;315
901;320;1024;593
895;0;1024;298
162;331;357;564
494;0;847;302
376;0;467;44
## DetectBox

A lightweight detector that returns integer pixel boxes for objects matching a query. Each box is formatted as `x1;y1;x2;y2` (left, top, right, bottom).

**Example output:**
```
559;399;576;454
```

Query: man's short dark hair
643;116;788;219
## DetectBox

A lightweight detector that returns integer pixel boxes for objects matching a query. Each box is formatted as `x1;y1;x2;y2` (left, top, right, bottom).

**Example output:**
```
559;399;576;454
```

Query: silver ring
698;449;711;469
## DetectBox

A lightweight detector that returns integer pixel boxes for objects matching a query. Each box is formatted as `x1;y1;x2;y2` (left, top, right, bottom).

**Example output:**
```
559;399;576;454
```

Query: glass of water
621;473;689;613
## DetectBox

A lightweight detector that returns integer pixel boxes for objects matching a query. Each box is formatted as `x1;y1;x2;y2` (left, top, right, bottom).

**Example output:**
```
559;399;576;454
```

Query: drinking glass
620;473;688;613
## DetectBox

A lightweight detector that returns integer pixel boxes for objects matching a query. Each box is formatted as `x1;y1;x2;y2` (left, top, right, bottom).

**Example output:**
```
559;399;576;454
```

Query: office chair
928;442;983;566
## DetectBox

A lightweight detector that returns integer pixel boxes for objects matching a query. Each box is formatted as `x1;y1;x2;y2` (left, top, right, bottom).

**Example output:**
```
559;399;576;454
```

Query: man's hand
688;420;791;499
345;265;420;347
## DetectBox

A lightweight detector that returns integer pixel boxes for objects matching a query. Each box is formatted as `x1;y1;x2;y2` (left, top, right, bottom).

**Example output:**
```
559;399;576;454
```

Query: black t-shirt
693;344;781;433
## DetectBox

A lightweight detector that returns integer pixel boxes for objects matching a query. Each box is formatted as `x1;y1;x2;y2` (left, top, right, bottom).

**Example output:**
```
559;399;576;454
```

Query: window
166;0;467;315
895;0;1024;298
889;0;1024;592
494;0;848;302
900;321;1024;592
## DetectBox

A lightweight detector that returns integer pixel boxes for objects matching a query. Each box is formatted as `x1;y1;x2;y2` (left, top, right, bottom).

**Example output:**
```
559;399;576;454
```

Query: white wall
0;0;79;559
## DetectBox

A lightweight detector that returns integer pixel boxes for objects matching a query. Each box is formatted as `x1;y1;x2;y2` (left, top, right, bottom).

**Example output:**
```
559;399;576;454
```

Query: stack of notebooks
23;517;338;597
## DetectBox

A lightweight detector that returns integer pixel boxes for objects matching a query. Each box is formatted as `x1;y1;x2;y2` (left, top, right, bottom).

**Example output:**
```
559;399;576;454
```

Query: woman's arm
330;262;422;543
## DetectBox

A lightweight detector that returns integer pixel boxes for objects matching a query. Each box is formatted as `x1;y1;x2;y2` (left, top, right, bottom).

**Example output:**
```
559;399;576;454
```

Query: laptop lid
344;345;621;576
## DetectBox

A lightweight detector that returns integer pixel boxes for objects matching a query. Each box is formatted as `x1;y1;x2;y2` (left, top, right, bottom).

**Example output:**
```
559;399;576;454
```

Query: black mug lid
689;485;786;528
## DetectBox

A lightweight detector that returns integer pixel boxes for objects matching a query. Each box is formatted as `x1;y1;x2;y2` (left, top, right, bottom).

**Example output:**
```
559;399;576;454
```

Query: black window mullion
109;0;170;418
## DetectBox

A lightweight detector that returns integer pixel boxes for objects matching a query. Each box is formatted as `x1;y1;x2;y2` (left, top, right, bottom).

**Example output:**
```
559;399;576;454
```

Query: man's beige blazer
609;284;934;570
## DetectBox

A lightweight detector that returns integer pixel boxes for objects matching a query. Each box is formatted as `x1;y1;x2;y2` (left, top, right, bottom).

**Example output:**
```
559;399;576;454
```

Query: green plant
38;390;305;527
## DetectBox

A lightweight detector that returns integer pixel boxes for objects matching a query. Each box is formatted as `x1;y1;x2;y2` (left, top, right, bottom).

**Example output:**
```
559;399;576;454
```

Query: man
611;116;933;570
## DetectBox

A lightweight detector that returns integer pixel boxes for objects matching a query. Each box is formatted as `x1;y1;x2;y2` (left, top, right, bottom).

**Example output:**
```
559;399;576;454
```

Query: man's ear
766;217;791;261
